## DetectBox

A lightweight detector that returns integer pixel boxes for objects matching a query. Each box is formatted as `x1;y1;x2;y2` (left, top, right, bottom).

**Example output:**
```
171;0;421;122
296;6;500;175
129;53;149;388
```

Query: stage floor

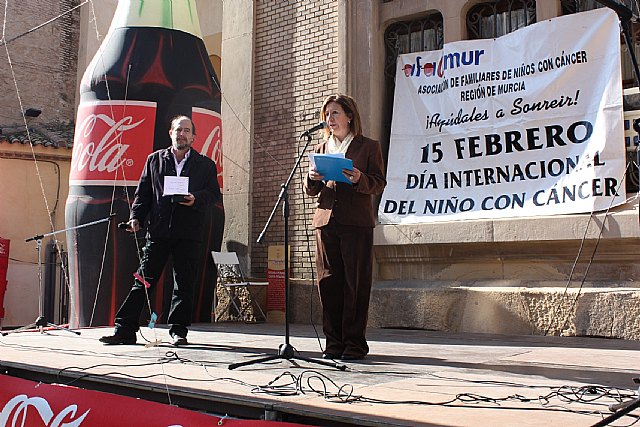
1;322;639;426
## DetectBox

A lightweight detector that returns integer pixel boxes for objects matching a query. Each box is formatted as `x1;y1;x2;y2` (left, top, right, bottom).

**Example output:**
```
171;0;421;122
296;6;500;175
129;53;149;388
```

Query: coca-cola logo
199;124;222;171
69;101;156;185
192;108;223;189
71;114;142;175
0;394;90;427
0;374;229;426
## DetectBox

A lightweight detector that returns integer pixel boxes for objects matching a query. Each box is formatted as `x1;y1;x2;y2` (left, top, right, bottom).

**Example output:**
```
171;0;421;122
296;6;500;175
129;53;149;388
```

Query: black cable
18;338;632;421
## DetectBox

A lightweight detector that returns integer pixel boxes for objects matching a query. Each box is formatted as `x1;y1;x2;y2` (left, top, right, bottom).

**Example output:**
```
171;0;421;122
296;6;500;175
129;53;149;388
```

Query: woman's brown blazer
304;135;386;228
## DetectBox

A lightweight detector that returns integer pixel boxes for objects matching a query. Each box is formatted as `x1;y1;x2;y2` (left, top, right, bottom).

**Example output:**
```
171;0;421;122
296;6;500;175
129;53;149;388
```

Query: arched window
382;14;443;161
467;0;536;40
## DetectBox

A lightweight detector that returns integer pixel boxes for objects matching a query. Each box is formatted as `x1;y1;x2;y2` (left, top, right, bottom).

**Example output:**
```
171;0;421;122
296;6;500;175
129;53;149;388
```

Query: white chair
211;251;268;322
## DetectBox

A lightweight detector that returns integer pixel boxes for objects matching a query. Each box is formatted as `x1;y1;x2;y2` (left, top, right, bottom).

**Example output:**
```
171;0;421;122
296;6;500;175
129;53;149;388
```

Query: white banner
379;9;626;224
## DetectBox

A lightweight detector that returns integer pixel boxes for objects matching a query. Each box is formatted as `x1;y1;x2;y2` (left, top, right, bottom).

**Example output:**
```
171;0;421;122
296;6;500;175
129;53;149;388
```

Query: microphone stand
594;1;640;86
1;215;115;336
589;3;640;425
228;131;345;371
591;378;640;427
594;1;640;167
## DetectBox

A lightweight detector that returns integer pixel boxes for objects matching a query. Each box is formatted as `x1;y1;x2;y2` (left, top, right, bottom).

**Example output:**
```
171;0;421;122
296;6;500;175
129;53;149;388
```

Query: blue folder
309;153;354;185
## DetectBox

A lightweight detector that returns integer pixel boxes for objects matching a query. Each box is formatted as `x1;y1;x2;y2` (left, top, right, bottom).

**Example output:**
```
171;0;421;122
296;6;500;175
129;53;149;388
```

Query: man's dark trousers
114;238;200;338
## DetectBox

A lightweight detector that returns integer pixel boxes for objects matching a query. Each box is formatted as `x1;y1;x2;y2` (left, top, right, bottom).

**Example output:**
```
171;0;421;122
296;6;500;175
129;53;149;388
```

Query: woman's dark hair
320;94;362;138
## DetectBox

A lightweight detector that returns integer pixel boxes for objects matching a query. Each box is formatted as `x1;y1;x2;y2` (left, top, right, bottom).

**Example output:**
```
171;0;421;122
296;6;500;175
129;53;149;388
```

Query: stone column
220;0;254;260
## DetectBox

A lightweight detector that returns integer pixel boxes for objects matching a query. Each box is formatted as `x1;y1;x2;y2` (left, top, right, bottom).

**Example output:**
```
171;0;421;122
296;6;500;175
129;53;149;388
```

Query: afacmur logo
403;49;486;79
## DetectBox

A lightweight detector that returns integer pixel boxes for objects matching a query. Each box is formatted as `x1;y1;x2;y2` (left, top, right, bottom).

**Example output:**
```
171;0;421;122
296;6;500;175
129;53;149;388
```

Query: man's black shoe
322;353;340;360
99;333;136;345
171;335;188;346
340;354;365;361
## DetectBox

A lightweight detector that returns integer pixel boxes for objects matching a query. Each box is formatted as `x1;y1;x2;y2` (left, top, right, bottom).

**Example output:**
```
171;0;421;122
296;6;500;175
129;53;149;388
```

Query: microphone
609;399;633;412
302;121;327;135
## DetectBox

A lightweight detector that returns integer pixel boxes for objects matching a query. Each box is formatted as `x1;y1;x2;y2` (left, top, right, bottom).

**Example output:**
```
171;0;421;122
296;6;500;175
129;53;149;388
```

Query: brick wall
0;0;79;127
252;0;338;279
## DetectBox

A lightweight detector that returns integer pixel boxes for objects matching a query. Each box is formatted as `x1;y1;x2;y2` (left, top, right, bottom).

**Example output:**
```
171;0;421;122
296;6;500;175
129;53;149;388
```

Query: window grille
561;0;639;15
467;0;536;40
384;16;444;80
382;14;443;160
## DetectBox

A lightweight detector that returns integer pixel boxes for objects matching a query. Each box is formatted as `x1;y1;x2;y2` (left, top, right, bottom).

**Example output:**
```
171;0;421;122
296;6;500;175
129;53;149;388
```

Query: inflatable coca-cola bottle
65;0;224;328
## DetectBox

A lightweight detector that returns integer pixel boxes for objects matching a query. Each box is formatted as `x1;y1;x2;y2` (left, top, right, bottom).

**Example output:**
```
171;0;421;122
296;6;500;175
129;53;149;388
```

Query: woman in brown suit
305;94;386;360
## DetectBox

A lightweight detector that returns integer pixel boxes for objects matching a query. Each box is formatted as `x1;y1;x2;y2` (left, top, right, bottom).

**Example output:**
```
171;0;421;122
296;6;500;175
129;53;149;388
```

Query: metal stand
229;132;345;371
1;215;114;336
589;3;640;425
592;378;640;427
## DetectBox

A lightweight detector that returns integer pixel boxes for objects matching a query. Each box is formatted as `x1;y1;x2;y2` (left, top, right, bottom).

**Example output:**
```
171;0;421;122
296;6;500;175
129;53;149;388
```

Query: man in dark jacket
100;115;221;346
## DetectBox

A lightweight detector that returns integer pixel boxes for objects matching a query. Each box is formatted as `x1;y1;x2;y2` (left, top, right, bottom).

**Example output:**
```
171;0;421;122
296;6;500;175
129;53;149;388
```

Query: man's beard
174;139;190;150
